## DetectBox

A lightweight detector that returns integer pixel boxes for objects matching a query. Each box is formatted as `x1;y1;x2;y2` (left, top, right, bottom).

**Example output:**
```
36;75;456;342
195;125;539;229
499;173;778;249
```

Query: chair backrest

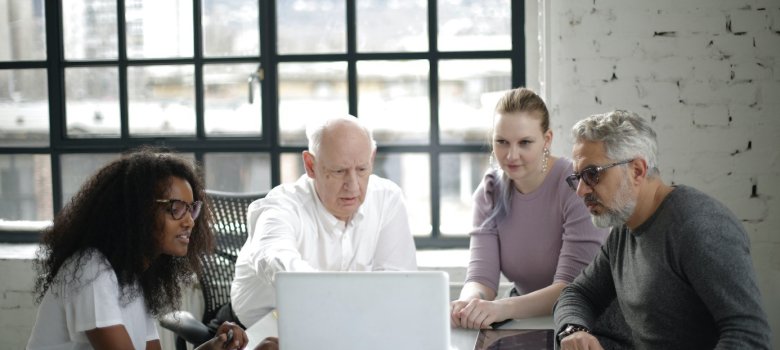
198;189;266;323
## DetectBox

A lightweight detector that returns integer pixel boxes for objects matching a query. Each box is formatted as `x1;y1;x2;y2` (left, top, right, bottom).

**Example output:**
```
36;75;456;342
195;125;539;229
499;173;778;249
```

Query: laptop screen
275;271;451;350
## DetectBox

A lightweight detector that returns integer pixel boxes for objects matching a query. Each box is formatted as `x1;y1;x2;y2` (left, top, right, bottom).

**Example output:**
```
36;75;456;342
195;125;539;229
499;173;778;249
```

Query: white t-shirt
27;249;159;350
231;174;418;327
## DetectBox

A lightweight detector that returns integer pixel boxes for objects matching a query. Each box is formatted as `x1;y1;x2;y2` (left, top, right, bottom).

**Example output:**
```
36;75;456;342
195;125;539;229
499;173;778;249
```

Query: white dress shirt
231;174;418;327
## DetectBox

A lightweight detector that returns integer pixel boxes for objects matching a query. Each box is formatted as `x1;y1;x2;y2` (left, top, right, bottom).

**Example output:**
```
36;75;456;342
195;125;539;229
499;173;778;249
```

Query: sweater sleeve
554;229;618;333
677;214;771;349
463;172;502;293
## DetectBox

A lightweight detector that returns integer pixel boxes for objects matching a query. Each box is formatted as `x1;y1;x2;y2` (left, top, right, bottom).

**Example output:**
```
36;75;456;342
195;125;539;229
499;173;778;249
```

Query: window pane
125;0;193;58
204;153;271;192
438;0;511;51
0;0;46;61
128;65;195;136
60;152;195;206
439;59;511;144
280;153;305;185
0;69;49;147
65;67;120;138
439;153;488;236
0;154;51;221
60;153;118;206
202;0;259;57
277;0;345;54
356;0;427;52
278;62;348;146
357;60;429;145
63;0;118;60
374;153;430;237
204;63;262;137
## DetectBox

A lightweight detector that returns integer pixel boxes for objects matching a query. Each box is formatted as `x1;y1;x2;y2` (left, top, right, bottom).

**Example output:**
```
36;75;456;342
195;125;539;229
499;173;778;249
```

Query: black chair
160;189;266;350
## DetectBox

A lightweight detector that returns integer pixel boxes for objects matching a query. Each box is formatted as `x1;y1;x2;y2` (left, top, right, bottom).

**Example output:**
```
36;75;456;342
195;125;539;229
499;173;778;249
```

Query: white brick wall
544;1;780;348
0;256;37;350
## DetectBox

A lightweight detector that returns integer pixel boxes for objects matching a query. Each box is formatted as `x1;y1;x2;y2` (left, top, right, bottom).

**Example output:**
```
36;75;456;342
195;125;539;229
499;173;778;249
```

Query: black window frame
0;0;525;248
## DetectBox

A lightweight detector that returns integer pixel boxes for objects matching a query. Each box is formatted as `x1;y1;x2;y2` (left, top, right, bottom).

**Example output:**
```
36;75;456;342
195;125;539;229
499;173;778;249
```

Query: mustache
584;193;601;206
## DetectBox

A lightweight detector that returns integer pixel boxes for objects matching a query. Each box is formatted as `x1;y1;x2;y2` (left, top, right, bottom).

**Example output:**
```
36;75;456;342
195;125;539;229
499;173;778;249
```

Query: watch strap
556;323;590;345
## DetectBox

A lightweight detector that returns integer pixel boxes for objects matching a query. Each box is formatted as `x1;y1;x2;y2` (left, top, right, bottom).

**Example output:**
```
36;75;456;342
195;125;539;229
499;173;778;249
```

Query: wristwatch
556;324;590;344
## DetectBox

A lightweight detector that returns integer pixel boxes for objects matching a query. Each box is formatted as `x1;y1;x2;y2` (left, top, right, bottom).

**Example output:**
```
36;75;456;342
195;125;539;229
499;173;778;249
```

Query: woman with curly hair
27;147;248;350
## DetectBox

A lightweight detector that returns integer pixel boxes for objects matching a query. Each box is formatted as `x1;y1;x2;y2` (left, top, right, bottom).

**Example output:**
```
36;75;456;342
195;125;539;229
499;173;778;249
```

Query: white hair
305;114;377;156
571;110;659;177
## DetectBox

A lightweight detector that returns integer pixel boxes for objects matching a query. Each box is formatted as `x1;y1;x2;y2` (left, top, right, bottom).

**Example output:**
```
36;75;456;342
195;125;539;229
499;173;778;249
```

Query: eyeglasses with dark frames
565;159;634;191
156;199;203;220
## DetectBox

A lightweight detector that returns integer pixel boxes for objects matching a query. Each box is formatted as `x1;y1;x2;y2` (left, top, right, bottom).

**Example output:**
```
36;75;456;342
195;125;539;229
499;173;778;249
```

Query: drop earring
541;148;550;174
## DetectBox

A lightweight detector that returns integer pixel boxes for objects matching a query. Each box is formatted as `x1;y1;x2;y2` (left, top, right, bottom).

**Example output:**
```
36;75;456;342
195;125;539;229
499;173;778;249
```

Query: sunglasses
565;159;633;191
156;199;203;220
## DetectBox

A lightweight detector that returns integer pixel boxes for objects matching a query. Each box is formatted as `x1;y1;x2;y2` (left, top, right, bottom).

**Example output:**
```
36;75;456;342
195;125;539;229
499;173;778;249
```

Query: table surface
245;312;553;350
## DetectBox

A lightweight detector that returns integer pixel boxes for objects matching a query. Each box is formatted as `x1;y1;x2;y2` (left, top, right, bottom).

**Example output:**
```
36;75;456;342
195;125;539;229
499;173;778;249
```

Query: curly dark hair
33;146;214;317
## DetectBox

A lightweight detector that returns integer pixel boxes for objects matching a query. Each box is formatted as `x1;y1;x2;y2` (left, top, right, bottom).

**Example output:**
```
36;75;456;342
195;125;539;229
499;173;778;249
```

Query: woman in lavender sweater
450;88;609;329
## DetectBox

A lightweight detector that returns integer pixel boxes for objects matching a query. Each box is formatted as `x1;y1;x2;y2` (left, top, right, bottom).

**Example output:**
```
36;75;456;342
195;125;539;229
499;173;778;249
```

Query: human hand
196;321;248;350
559;331;604;350
450;299;470;328
254;336;279;350
451;298;506;329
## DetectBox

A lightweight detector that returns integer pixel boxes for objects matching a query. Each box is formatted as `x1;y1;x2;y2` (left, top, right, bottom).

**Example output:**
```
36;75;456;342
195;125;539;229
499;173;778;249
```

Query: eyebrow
328;165;368;171
492;134;536;141
573;163;597;173
162;198;198;202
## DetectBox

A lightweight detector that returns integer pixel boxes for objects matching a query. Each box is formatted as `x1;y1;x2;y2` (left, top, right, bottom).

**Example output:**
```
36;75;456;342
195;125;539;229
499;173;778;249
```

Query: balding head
306;115;377;157
302;115;377;222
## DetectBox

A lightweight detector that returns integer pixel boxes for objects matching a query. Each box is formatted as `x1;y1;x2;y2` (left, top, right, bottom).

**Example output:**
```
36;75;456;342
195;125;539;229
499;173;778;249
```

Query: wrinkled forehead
317;140;374;168
571;140;609;171
318;152;373;170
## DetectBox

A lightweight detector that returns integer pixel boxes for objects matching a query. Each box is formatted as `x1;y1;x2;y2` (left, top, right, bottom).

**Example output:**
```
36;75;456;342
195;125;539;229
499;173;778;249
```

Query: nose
575;178;592;198
343;169;359;191
506;145;520;160
181;210;195;228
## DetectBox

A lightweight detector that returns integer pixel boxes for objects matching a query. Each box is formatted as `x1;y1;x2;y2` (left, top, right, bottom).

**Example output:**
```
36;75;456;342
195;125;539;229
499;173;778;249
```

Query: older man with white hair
230;115;417;328
554;110;770;349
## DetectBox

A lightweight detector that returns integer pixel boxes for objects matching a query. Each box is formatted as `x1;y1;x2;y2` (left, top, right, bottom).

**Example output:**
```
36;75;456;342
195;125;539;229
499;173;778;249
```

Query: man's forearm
553;284;599;331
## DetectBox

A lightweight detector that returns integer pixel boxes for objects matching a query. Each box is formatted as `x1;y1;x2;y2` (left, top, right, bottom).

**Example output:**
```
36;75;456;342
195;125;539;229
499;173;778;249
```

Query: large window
0;0;524;247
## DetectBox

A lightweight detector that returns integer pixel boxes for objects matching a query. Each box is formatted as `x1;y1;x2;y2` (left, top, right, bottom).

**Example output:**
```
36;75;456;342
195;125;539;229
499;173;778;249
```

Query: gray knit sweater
554;185;771;349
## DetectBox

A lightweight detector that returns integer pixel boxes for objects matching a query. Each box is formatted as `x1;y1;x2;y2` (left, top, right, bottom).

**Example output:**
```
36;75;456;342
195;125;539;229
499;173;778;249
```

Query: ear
303;151;316;178
543;129;554;150
630;158;649;184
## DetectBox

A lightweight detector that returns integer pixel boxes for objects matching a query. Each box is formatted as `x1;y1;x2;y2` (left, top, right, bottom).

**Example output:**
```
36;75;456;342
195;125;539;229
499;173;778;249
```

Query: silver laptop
275;271;451;350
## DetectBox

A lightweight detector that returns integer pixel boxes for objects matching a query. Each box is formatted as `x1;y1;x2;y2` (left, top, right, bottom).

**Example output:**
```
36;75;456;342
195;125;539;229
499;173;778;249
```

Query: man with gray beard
553;110;770;349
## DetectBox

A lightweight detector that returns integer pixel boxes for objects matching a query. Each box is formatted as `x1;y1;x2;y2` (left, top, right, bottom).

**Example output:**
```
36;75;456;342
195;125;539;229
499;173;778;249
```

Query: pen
223;329;234;349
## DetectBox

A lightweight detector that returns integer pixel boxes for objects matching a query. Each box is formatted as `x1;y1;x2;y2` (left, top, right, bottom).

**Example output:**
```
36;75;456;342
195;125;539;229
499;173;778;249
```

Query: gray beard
591;175;637;229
